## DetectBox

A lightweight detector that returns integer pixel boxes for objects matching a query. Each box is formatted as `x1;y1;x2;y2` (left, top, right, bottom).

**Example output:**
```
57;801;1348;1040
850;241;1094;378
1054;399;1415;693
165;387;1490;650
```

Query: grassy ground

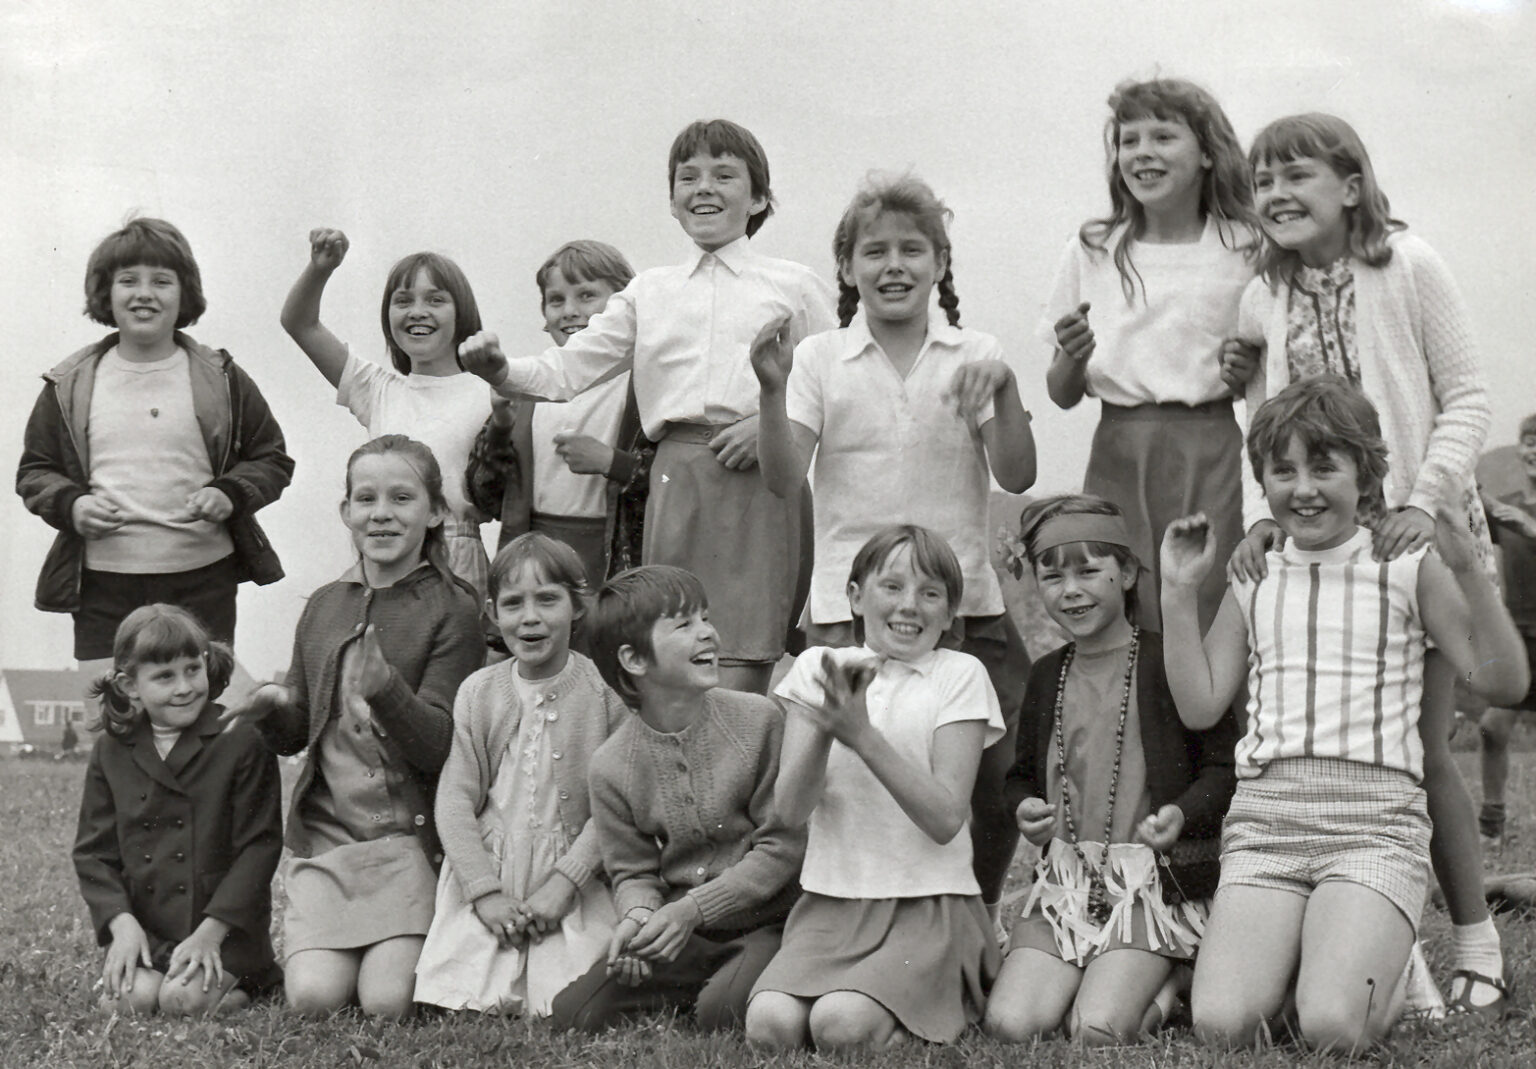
3;731;1535;1069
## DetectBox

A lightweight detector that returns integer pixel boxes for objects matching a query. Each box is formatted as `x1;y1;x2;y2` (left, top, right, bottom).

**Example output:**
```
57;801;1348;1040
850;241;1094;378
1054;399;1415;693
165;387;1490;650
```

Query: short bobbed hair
84;217;207;328
667;119;775;237
588;565;709;708
848;525;964;617
1246;376;1390;512
379;253;483;375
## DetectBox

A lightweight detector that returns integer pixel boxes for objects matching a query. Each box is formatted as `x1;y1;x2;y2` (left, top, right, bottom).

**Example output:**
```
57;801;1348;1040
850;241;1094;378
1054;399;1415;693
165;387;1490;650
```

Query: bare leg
807;990;905;1050
1192;886;1306;1049
1071;948;1174;1046
744;991;812;1049
984;947;1081;1042
1479;705;1515;838
1421;652;1491;927
158;969;243;1016
356;936;425;1018
1294;880;1413;1054
112;967;165;1016
284;948;361;1016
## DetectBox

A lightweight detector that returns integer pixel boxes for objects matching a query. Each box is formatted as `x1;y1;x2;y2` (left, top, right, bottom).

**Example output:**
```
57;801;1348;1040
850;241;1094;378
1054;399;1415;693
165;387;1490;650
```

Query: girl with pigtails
753;172;1037;922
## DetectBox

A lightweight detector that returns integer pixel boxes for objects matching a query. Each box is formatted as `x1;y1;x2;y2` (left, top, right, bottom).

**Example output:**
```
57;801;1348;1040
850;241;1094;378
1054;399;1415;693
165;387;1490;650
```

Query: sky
3;0;1533;677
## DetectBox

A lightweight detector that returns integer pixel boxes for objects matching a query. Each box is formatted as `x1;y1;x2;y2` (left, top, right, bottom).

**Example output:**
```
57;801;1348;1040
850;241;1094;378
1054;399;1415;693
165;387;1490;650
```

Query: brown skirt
1085;400;1243;631
750;892;999;1043
643;427;802;663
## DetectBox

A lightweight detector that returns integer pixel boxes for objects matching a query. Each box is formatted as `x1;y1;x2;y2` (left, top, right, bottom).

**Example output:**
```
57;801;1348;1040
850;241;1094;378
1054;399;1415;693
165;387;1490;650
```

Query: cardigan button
414;814;426;826
551;750;562;760
558;790;570;800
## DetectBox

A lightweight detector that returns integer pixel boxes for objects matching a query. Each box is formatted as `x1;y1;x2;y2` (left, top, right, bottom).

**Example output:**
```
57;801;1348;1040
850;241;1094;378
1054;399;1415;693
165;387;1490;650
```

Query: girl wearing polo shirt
752;173;1036;916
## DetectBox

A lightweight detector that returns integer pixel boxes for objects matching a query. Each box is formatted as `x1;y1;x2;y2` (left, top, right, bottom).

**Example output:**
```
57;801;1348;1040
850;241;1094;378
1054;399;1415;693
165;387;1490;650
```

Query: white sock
1401;941;1445;1019
1451;917;1505;1006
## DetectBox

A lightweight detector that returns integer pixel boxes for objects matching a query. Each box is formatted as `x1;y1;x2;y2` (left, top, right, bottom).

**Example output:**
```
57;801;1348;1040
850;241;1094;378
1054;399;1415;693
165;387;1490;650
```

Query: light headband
1029;513;1134;555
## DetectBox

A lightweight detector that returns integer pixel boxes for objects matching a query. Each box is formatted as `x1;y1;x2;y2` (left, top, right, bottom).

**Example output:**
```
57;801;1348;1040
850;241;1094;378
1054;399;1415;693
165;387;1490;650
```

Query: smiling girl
18;217;292;668
984;496;1235;1046
753;173;1036;918
1041;78;1259;631
745;525;1005;1050
415;534;626;1015
281;230;493;598
1223;113;1505;1015
227;435;483;1017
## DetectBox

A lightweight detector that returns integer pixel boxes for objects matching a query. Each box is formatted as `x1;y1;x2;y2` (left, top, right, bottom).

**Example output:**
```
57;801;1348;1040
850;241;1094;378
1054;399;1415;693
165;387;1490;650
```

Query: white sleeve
498;287;639;402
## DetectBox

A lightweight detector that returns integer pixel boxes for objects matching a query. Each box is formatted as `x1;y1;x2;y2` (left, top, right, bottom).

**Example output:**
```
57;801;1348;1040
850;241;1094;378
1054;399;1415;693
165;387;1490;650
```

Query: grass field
2;731;1534;1069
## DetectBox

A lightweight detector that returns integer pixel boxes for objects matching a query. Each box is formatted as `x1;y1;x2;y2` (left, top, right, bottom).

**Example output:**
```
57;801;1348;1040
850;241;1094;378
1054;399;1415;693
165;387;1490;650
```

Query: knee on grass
113;970;164;1016
157;976;244;1017
284;971;354;1017
744;993;810;1049
983;1000;1062;1043
806;994;901;1050
1071;1002;1152;1047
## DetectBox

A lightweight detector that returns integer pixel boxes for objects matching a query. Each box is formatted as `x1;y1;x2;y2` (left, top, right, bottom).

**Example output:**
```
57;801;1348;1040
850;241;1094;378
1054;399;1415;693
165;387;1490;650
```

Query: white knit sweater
1238;233;1489;531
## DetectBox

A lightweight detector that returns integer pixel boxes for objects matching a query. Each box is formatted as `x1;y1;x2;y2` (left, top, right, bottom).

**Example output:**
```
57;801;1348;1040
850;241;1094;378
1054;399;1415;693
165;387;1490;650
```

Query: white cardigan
1238;233;1489;531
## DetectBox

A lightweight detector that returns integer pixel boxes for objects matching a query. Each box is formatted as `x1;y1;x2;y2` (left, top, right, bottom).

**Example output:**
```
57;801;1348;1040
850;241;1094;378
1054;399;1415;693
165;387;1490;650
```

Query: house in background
0;662;262;752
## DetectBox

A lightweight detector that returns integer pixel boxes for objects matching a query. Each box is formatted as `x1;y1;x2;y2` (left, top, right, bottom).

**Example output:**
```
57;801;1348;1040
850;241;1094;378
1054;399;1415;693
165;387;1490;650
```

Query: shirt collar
337;560;435;587
839;318;966;362
685;235;753;277
865;643;939;677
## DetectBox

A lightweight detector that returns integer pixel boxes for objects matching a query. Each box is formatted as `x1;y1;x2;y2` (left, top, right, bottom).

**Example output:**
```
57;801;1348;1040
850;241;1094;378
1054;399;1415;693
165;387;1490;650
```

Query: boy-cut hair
1247;376;1390;507
589;565;709;707
84;217;207;328
535;240;636;299
667;119;775;237
848;525;965;616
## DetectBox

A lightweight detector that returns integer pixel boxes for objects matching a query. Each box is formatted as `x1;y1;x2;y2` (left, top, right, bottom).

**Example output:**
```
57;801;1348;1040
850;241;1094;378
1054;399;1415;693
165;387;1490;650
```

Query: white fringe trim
1020;839;1207;966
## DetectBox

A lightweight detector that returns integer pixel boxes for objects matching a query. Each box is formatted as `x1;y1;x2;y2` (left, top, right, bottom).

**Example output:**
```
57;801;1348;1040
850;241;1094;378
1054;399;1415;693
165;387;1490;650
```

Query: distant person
464;241;651;584
281;230;493;599
459;120;838;694
1479;415;1536;852
752;173;1035;918
1163;379;1526;1052
746;527;1005;1051
60;719;79;754
224;436;483;1017
18;217;292;672
1223;113;1506;1016
986;497;1236;1046
1041;78;1260;631
547;566;805;1032
74;604;282;1016
415;534;626;1015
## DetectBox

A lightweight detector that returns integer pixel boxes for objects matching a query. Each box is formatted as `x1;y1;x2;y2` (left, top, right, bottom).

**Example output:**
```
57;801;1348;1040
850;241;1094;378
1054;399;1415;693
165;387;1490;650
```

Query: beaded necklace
1050;626;1139;926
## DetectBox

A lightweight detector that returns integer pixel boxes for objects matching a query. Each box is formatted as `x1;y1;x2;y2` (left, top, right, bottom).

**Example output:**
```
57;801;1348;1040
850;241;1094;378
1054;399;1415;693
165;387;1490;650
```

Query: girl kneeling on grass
74;604;283;1016
228;435;484;1017
745;525;1004;1050
984;496;1237;1045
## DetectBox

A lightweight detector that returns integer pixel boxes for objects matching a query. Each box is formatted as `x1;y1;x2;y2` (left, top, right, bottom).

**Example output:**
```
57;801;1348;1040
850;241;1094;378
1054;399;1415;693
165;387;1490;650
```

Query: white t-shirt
785;321;1005;622
337;350;493;520
529;373;630;518
775;645;1004;899
86;348;233;572
1036;217;1254;407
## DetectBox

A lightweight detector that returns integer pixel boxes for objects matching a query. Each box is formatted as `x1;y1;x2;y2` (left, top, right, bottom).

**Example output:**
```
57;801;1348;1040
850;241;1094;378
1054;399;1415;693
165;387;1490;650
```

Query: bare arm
751;316;817;497
979;373;1037;493
772;702;834;826
1161;515;1250;728
279;229;353;388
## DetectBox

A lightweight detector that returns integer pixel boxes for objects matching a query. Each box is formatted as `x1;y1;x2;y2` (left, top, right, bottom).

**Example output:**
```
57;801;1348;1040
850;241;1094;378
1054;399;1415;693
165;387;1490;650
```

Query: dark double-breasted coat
72;703;282;980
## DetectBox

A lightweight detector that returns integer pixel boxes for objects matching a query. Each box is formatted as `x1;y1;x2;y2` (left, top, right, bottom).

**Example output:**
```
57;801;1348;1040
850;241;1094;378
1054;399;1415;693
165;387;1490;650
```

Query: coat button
143;854;152;863
558;790;570;800
414;814;426;826
175;884;185;894
696;866;706;877
551;750;562;760
174;852;185;862
174;819;183;828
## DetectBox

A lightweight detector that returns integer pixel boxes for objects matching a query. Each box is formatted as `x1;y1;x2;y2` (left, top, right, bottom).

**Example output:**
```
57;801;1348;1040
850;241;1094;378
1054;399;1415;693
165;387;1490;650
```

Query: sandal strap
1449;967;1511;995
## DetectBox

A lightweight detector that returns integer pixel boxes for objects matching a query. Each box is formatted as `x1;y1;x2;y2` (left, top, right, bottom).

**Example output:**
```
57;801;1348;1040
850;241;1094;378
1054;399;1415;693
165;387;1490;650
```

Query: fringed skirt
1009;839;1205;965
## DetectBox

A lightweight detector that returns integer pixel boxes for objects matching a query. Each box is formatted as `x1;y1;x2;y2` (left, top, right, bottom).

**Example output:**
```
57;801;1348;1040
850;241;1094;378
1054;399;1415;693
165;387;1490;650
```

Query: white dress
414;674;615;1014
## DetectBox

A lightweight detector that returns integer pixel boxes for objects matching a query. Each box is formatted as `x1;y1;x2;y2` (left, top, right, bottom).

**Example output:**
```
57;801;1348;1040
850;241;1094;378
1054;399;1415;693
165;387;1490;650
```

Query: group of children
17;73;1532;1052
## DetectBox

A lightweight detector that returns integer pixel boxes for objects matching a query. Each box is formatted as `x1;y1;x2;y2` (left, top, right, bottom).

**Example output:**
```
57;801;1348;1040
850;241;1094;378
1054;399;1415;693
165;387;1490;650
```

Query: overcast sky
3;0;1533;677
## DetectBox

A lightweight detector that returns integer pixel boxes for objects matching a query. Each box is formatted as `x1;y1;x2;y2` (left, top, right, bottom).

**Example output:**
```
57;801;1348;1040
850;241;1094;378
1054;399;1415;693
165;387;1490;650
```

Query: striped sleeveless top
1231;527;1427;780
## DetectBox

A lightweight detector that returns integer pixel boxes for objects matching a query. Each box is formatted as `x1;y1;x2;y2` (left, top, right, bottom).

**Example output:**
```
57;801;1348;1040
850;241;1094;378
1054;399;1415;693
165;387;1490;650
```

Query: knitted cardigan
434;654;628;902
1238;233;1490;531
587;688;806;927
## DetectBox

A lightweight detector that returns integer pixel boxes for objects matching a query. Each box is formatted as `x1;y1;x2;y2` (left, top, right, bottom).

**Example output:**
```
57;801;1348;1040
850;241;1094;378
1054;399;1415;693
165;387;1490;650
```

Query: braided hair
832;173;960;329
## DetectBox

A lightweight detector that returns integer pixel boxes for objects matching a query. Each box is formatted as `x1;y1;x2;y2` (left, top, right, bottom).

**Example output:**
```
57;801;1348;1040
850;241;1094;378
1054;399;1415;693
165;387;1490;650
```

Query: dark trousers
74;555;239;660
548;924;784;1033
